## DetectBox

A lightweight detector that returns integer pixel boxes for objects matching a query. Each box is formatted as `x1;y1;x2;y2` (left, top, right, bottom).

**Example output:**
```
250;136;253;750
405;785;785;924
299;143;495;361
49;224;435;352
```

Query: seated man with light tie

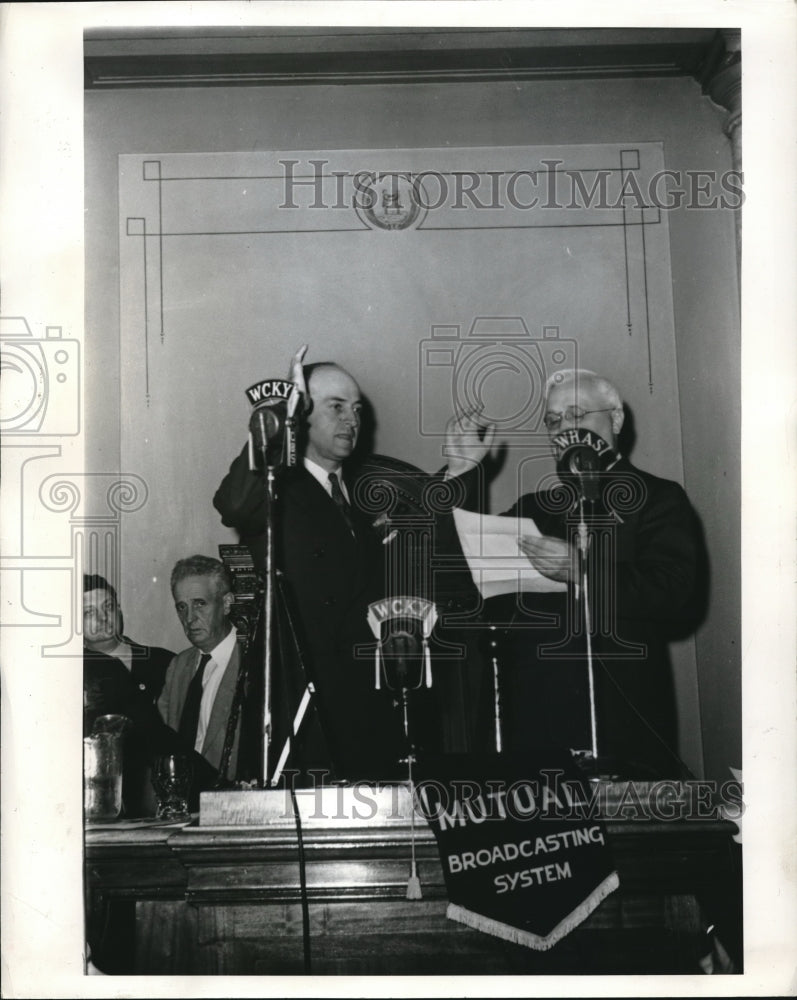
157;555;243;779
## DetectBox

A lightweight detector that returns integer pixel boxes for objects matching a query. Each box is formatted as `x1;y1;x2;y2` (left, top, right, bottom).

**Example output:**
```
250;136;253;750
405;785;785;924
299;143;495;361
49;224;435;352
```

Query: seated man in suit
82;582;220;817
157;555;243;780
213;352;405;781
82;573;173;703
82;575;220;975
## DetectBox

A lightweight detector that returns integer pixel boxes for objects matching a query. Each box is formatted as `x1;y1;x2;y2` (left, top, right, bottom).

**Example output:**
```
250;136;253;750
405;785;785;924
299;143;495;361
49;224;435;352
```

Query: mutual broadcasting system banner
416;753;619;951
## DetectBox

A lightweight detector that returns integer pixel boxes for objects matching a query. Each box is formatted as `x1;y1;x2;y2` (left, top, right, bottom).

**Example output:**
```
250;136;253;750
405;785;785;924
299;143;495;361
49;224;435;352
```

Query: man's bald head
303;363;363;471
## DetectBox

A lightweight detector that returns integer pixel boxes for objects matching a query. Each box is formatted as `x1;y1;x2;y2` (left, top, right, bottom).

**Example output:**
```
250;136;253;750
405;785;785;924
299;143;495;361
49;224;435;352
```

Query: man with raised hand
445;368;703;778
214;349;403;781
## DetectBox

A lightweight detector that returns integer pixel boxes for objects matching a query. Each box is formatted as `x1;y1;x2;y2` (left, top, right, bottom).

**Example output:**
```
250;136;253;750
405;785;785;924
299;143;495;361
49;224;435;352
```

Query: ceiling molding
84;27;730;90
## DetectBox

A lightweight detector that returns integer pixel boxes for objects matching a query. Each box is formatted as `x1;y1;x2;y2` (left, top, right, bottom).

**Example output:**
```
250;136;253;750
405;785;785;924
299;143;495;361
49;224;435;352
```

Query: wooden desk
85;795;741;976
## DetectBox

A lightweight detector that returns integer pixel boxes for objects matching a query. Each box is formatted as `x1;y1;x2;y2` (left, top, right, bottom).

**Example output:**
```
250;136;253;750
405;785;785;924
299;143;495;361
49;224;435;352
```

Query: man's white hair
544;369;623;411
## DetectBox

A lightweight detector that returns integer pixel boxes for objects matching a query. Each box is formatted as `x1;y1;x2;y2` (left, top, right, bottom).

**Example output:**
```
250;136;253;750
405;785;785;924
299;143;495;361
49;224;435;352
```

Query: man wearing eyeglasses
445;368;703;778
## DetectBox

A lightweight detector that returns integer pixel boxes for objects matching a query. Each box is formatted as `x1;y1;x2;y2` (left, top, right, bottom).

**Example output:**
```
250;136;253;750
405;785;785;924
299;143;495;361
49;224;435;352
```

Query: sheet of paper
453;507;567;597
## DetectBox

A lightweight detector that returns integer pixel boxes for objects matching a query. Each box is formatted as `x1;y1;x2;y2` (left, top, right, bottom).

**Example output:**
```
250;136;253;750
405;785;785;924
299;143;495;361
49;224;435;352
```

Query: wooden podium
85;785;741;975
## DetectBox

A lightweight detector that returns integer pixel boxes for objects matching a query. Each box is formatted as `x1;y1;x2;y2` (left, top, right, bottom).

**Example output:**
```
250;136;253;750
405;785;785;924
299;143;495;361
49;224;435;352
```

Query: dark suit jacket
157;639;243;778
476;458;703;777
83;639;172;705
125;639;173;702
84;651;219;815
214;450;404;779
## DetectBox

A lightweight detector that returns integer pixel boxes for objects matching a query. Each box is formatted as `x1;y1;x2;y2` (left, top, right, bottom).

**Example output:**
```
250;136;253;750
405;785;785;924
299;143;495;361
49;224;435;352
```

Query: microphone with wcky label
245;378;303;470
367;596;438;698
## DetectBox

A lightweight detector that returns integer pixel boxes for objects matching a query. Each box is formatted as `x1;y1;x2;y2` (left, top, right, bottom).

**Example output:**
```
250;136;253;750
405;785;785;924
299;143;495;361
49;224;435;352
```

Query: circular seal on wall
354;172;427;231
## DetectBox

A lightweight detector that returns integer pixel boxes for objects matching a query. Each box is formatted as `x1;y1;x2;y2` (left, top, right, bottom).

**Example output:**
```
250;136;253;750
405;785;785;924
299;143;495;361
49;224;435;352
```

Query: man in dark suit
82;574;173;703
157;555;244;779
82;576;220;975
213;357;404;781
82;572;220;815
445;368;703;777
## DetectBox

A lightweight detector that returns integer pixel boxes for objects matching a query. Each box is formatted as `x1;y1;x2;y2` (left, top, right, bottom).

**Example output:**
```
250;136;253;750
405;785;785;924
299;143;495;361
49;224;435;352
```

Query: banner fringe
446;871;620;952
406;873;423;900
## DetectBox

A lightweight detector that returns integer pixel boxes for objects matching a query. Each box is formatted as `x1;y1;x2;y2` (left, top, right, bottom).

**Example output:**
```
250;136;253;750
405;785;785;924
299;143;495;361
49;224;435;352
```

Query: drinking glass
151;754;193;821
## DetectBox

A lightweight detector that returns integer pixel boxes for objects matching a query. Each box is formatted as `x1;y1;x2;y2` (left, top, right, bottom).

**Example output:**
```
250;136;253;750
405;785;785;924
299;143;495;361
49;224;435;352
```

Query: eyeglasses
542;406;616;431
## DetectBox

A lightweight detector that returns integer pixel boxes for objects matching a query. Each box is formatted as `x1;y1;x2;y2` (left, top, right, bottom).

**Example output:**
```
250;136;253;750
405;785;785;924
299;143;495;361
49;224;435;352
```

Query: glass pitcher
83;714;130;822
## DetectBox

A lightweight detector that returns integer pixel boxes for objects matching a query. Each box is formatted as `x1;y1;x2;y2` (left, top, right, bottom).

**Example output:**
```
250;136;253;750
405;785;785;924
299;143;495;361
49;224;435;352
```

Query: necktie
328;472;356;536
178;652;211;749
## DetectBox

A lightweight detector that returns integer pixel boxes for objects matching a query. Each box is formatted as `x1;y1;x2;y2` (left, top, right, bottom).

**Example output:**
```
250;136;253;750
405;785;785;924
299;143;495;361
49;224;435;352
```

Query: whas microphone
551;426;617;502
245;378;302;470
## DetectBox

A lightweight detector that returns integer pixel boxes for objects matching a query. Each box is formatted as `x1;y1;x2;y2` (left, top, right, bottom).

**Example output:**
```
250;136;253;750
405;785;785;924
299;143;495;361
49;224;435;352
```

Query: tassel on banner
406;766;423;900
406;862;423;900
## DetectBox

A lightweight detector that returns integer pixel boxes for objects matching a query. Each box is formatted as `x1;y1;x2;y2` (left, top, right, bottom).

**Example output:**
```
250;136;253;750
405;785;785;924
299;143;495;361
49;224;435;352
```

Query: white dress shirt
304;456;351;504
195;626;237;753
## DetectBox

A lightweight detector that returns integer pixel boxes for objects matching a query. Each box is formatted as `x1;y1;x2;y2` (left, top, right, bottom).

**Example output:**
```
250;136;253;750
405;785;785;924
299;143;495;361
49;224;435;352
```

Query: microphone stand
575;495;599;763
252;411;326;788
487;625;503;753
399;684;412;746
248;405;286;788
261;461;277;787
220;386;325;792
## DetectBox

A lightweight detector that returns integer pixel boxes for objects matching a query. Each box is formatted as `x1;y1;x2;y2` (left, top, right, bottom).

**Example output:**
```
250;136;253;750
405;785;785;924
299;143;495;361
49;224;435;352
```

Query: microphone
367;597;438;693
244;378;303;469
565;445;601;501
381;622;424;691
367;596;438;745
250;407;281;446
551;427;616;502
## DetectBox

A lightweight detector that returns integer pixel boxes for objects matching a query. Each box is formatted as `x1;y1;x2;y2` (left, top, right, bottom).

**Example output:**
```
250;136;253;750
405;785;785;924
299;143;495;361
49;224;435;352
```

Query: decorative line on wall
619;148;654;393
121;147;662;405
